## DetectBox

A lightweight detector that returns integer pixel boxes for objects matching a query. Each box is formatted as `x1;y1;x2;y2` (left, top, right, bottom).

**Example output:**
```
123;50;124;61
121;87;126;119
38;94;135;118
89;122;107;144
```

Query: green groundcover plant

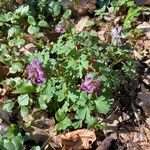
1;29;135;130
0;0;138;148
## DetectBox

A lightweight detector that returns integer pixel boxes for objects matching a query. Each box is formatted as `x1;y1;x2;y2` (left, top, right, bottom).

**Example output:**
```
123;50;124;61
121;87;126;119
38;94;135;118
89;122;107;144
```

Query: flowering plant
0;1;135;133
55;24;66;33
27;59;46;85
80;74;101;94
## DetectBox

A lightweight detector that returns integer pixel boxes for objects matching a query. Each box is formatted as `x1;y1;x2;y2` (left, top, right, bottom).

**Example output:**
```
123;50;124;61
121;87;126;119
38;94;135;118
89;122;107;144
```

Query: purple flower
27;59;46;85
55;24;66;33
80;74;101;93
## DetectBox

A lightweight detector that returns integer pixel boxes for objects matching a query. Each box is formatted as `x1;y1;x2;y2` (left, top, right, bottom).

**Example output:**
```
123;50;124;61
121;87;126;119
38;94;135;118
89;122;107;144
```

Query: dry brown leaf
21;109;56;145
133;50;144;60
96;134;117;150
22;114;33;123
137;22;150;31
45;32;60;43
103;13;115;22
0;85;11;101
0;86;9;106
70;0;96;15
143;74;150;86
146;117;150;128
23;33;36;44
144;40;150;49
144;59;150;67
119;133;131;143
29;116;55;144
98;27;107;42
136;22;150;39
135;39;144;51
0;65;9;78
140;142;150;150
74;16;90;33
0;110;12;125
113;16;122;25
137;85;150;116
15;0;24;4
20;43;36;55
142;126;150;141
11;0;25;5
135;39;150;58
53;129;96;150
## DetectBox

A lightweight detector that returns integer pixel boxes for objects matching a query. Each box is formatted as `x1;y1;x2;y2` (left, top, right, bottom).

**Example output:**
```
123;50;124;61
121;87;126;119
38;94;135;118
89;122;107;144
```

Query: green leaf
5;12;15;22
78;65;83;78
55;101;69;121
0;138;3;147
28;16;36;26
72;120;83;129
63;9;72;19
31;146;41;150
9;62;23;74
85;20;95;27
28;25;40;34
17;94;30;106
75;106;87;120
8;26;21;38
97;0;110;7
68;90;78;102
7;124;20;138
11;136;23;150
3;140;16;150
38;95;47;110
81;60;89;68
15;5;29;16
42;80;55;99
20;106;29;117
38;20;48;27
3;100;14;112
14;86;36;94
56;117;72;131
8;38;25;48
73;105;94;128
55;110;65;122
80;54;89;68
86;109;96;127
48;1;61;17
95;6;106;17
76;92;88;106
55;89;66;102
95;96;110;114
124;7;141;29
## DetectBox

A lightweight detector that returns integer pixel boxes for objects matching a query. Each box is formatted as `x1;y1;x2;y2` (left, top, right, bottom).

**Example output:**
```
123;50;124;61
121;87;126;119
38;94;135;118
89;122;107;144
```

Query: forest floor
0;0;150;150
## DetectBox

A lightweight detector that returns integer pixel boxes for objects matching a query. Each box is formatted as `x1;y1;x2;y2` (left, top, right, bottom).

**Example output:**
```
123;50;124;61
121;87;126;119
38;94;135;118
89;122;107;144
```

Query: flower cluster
55;24;66;33
27;59;46;85
80;74;101;93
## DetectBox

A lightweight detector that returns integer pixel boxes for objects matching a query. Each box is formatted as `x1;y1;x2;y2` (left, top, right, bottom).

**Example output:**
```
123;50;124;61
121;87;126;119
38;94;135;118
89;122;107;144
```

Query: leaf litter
52;129;96;150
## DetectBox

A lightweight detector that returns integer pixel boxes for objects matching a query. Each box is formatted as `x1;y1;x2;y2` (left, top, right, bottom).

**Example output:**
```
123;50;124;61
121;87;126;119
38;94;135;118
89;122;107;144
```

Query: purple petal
26;59;46;85
80;74;100;93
